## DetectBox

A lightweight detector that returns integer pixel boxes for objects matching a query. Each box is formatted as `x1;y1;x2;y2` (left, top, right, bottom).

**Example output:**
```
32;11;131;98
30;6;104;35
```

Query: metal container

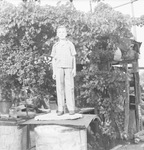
35;125;87;150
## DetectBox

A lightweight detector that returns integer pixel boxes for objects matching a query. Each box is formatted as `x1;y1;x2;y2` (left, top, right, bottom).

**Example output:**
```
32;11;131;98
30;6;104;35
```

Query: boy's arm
52;57;56;80
72;55;76;77
51;44;56;80
69;41;76;77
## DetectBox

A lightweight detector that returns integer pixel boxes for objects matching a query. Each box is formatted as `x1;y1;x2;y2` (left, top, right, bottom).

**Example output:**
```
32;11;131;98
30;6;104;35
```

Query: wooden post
124;63;130;136
132;61;142;131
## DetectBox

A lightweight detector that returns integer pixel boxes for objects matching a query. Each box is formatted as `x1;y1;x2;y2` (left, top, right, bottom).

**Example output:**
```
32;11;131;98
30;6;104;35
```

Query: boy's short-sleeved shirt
50;40;76;68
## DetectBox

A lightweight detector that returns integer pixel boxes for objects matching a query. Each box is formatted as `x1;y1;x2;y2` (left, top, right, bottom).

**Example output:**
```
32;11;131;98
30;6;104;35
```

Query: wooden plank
128;109;137;139
133;72;142;131
131;60;142;131
124;64;130;136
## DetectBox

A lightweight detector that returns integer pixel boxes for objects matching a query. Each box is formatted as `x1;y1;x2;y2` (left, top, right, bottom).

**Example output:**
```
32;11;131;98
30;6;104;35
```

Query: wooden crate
35;125;87;150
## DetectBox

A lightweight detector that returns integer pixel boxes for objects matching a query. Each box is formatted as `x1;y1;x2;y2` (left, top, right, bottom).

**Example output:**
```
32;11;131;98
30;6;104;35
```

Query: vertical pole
89;0;92;13
134;72;142;131
124;64;130;137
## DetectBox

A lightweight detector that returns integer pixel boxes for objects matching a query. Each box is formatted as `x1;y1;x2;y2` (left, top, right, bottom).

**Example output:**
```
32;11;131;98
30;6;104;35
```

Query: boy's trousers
56;67;75;112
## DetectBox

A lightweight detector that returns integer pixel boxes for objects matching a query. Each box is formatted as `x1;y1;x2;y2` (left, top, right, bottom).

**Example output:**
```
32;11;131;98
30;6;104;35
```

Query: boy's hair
56;25;67;32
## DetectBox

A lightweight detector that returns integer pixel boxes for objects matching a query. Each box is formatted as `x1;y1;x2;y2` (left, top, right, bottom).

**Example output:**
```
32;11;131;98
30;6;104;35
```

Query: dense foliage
132;15;144;27
0;0;137;149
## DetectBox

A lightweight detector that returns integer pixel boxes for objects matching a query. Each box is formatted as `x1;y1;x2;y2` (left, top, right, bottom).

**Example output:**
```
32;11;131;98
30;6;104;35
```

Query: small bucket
0;101;12;116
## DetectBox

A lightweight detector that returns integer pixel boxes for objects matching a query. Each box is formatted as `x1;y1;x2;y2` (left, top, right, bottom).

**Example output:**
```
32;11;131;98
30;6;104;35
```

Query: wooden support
127;60;142;139
124;64;130;136
133;69;142;131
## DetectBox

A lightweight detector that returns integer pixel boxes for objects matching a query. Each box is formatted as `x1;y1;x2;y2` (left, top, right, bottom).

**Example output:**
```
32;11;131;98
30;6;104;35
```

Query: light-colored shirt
51;40;76;68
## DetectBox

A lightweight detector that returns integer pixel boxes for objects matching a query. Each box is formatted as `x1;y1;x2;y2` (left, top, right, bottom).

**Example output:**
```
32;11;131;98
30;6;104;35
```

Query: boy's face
57;27;67;40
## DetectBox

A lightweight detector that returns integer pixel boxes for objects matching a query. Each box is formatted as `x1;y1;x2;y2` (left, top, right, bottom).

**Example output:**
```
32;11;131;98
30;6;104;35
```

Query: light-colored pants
56;67;75;112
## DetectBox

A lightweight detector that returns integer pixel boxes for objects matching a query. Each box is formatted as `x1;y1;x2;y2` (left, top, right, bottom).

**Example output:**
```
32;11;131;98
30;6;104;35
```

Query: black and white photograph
0;0;144;150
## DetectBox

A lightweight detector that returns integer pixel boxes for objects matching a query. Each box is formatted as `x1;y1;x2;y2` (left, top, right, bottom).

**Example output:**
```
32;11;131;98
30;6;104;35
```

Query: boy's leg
65;68;75;112
56;68;65;112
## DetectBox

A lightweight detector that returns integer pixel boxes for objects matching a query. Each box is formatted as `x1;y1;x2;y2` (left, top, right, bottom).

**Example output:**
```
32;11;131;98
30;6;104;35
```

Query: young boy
50;25;76;116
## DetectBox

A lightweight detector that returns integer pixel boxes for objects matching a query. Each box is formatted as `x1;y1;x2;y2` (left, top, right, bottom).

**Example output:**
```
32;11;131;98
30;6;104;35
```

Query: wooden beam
124;64;130;136
133;71;142;131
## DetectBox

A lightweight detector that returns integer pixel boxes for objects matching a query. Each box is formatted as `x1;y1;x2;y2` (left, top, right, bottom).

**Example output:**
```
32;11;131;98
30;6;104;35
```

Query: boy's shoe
57;111;64;116
69;111;75;115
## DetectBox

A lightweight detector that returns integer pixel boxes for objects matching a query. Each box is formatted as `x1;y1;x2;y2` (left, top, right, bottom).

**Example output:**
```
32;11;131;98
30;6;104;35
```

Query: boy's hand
52;73;56;80
72;69;76;77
